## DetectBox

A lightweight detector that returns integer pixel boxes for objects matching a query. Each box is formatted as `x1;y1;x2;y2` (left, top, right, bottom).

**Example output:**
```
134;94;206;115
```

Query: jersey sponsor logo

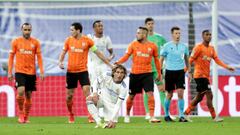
70;46;83;53
19;49;33;54
202;55;211;61
136;51;150;57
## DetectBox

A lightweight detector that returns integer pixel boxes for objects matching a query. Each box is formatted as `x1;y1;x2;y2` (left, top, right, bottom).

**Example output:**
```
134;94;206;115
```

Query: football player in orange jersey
8;23;44;123
58;22;113;124
184;30;235;122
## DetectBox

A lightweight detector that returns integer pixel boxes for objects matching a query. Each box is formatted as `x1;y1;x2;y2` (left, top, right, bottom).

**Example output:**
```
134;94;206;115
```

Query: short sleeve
160;44;168;57
63;38;69;51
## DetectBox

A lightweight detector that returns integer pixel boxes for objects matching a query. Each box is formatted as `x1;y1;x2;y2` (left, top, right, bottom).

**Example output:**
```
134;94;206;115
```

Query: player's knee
66;95;73;101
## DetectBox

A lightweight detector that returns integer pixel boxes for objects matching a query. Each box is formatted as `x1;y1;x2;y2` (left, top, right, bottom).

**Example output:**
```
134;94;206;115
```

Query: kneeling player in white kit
86;64;128;128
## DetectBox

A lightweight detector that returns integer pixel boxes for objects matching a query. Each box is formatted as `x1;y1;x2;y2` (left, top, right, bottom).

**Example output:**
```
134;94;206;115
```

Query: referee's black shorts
165;69;185;92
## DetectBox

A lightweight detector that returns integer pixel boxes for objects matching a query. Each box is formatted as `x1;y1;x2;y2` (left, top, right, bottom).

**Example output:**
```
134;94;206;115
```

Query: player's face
94;22;103;34
145;21;154;32
70;26;79;37
203;32;212;43
113;68;125;83
172;30;181;42
21;25;32;39
136;29;147;42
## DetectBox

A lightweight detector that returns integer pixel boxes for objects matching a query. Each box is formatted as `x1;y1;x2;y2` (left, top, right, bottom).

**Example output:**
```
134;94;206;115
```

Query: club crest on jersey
31;44;35;48
82;42;86;47
148;48;152;52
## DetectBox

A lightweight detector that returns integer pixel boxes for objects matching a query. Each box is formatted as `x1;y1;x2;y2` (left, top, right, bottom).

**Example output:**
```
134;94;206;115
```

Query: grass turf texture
0;117;239;135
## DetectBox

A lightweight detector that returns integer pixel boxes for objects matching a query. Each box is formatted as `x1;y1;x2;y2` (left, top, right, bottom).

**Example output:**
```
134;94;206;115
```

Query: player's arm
58;39;69;69
108;89;127;128
106;36;115;61
107;48;115;61
91;77;102;103
115;44;132;64
153;45;162;80
58;50;67;69
36;41;44;80
184;54;191;73
212;49;235;72
8;40;16;81
91;45;113;69
159;44;167;73
189;45;201;65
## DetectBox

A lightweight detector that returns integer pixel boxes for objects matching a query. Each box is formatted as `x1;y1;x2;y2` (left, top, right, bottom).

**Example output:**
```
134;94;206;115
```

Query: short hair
138;26;149;33
21;23;31;29
111;64;127;79
92;20;102;28
71;22;83;33
145;17;154;24
171;26;180;33
202;29;210;35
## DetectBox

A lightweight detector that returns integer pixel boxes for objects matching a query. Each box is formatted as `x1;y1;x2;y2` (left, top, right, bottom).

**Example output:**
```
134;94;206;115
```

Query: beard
23;34;30;39
137;38;143;42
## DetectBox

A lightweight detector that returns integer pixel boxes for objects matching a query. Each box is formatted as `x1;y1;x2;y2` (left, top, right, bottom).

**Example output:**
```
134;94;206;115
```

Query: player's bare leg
82;85;95;123
206;91;223;122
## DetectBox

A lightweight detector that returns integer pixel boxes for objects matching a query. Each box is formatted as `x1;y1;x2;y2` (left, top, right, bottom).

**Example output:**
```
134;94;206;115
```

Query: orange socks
209;107;216;119
184;104;195;115
24;98;32;118
67;100;74;115
16;95;25;114
148;95;155;117
126;96;133;116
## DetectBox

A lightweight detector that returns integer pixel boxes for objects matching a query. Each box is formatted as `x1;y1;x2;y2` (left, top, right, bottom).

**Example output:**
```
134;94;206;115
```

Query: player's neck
203;41;210;47
95;33;103;38
74;34;82;39
173;40;179;45
22;35;31;40
148;31;154;36
139;39;147;44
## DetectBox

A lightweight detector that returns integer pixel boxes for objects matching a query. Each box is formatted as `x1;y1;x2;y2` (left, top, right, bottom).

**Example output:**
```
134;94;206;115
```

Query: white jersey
87;34;113;84
92;73;128;122
87;34;113;66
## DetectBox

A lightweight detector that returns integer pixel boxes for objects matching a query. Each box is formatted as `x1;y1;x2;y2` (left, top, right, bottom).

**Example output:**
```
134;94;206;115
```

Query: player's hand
40;73;44;81
58;62;64;69
107;120;116;128
92;93;99;103
8;74;13;81
227;66;235;72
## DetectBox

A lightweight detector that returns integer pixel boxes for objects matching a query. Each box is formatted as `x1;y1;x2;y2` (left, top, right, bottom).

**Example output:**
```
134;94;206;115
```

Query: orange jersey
64;35;94;72
8;37;44;75
190;43;228;79
116;41;161;74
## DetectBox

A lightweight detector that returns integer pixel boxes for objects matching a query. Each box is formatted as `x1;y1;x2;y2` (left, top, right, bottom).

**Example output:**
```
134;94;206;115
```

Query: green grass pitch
0;117;239;135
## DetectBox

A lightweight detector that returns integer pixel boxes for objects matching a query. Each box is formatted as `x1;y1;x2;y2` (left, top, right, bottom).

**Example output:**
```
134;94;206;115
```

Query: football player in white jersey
86;64;128;128
88;20;115;86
